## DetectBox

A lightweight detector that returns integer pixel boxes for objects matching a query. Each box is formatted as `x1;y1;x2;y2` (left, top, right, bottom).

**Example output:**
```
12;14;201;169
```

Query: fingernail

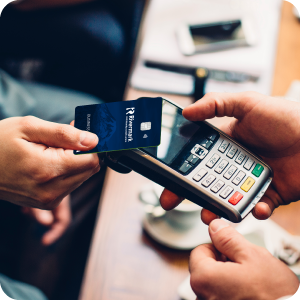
80;132;98;147
210;219;229;233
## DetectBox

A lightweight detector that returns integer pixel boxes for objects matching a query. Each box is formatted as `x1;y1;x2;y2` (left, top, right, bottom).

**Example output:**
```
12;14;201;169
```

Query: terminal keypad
214;160;229;174
202;174;216;187
211;180;225;193
220;186;234;199
244;157;254;170
192;139;265;207
218;140;230;153
227;145;238;159
224;165;237;180
232;171;246;186
187;154;200;165
206;154;220;168
235;151;246;165
193;169;207;182
200;139;213;149
178;131;219;175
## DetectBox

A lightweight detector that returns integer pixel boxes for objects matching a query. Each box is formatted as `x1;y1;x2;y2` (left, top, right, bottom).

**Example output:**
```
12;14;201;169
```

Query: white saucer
143;213;211;250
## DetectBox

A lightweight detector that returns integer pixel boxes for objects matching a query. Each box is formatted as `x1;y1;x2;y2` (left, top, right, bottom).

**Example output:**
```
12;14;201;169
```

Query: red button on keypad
228;192;243;205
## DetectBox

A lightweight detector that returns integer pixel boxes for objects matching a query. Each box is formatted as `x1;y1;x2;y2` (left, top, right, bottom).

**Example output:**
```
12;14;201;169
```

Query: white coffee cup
164;199;202;230
139;183;202;230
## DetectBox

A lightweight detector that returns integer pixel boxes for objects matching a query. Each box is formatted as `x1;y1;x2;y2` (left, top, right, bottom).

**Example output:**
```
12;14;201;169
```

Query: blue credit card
74;97;163;154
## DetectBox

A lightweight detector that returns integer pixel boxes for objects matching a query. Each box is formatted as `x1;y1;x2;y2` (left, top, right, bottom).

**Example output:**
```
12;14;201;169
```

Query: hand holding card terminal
105;97;273;223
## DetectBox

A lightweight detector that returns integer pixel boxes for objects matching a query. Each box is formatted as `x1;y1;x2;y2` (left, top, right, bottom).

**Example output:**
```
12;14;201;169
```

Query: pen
145;61;259;83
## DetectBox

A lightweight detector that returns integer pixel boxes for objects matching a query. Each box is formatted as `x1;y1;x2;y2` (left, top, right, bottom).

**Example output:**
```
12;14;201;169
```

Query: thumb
208;219;253;262
182;91;265;121
21;116;98;150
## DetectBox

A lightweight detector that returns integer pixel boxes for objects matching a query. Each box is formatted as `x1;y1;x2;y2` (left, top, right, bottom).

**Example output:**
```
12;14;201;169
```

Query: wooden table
79;2;300;299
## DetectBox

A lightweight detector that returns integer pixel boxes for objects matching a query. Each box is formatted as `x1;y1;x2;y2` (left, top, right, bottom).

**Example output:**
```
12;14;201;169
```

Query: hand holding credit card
74;97;163;154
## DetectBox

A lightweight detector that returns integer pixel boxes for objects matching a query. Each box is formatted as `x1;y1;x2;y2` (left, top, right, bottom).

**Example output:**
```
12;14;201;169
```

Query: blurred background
0;1;300;300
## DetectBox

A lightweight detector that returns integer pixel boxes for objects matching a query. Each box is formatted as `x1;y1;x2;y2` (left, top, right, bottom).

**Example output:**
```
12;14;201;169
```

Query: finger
182;92;263;121
252;198;273;220
160;189;184;210
212;118;238;138
34;164;100;210
60;152;100;178
32;209;54;226
252;195;278;220
40;147;100;177
59;163;100;191
201;209;220;225
70;120;74;126
22;207;54;226
42;196;71;245
42;220;68;245
208;219;253;263
252;187;280;220
20;116;98;150
189;244;220;274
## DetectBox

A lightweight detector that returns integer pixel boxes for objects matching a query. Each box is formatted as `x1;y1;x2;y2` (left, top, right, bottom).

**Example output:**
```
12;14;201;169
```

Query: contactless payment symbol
140;122;151;131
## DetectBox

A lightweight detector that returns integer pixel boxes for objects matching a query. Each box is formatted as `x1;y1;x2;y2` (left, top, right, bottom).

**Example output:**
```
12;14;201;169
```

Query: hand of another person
190;219;299;300
0;116;99;210
160;92;300;224
22;195;72;245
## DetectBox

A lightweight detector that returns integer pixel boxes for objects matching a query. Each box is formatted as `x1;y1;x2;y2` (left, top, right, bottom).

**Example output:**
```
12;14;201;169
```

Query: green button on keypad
252;164;264;177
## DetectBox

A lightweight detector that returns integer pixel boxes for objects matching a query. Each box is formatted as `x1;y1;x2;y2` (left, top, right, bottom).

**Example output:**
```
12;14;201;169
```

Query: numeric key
220;186;234;199
227;145;238;158
218;140;230;153
244;157;255;170
193;169;207;182
232;171;246;185
211;180;225;193
214;160;229;174
206;154;220;168
223;165;237;180
201;174;216;187
235;151;246;165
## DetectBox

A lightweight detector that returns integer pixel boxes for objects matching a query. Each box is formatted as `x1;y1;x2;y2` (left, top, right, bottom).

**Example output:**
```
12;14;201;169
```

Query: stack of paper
130;0;282;96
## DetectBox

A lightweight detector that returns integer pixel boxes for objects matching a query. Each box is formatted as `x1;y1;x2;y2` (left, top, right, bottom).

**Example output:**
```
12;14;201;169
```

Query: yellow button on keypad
241;177;255;192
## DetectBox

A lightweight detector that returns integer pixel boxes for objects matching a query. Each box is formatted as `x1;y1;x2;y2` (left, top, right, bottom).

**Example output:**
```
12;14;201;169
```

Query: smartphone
176;19;257;56
105;97;273;223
